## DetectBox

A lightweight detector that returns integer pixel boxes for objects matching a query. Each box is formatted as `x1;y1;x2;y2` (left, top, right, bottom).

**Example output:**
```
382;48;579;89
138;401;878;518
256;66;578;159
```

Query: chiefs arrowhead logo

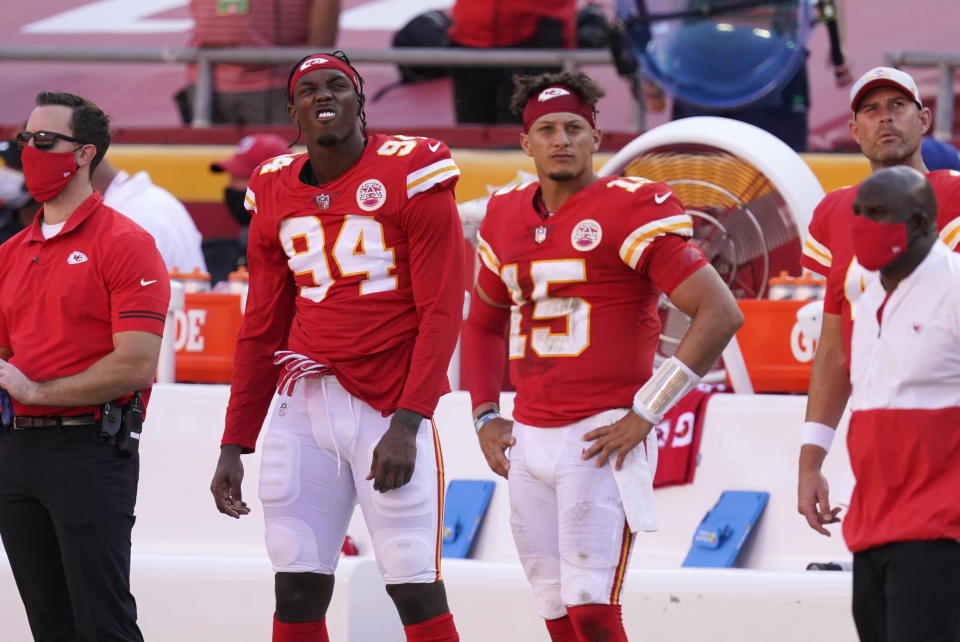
538;87;571;102
299;57;329;72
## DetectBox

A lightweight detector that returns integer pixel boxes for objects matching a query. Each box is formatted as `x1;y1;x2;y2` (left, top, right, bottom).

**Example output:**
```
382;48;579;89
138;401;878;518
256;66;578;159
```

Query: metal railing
0;45;615;128
885;50;960;140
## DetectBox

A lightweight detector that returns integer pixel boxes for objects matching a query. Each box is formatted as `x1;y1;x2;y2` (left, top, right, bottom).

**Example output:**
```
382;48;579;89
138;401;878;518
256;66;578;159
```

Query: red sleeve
104;232;170;335
641;234;709;295
396;187;465;417
475;260;512;306
222;179;297;452
461;289;510;409
935;173;960;251
823;261;845;315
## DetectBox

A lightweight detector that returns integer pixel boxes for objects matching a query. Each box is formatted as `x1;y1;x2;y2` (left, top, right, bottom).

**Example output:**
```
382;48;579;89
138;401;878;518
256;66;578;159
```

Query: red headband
288;55;361;103
522;85;596;133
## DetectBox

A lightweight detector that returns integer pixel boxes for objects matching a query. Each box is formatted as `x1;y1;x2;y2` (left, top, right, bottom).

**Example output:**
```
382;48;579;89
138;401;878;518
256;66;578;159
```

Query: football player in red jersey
461;71;743;641
797;67;960;538
209;52;463;642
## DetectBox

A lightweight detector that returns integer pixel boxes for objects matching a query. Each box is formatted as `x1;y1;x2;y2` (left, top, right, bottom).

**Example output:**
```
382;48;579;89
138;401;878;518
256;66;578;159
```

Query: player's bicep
666;264;730;318
0;347;11;361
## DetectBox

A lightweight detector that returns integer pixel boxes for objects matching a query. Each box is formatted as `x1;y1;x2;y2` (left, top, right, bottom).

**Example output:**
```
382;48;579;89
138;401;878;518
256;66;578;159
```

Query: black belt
12;415;98;430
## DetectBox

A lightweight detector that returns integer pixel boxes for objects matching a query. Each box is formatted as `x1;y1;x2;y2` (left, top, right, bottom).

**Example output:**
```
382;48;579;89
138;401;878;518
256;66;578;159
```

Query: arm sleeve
396;186;465;417
823;259;847;316
461;286;510;409
103;233;171;335
222;183;297;452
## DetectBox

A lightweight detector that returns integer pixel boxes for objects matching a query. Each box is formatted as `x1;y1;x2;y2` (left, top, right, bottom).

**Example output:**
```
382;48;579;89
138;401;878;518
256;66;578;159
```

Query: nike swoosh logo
654;192;670;204
140;279;157;286
428;141;440;152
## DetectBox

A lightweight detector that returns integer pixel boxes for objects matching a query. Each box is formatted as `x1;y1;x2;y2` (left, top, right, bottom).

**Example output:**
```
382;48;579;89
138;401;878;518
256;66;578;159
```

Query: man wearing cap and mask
461;70;742;641
841;166;960;641
0;91;169;641
210;133;290;264
797;67;960;543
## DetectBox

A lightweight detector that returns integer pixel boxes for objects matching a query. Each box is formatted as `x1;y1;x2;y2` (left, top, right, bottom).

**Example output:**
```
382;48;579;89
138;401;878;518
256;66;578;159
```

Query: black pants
853;540;960;642
0;426;142;642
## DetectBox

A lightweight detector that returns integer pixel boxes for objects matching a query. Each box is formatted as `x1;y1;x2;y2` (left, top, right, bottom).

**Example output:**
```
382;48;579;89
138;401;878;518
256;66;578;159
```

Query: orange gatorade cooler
734;299;820;393
173;292;244;383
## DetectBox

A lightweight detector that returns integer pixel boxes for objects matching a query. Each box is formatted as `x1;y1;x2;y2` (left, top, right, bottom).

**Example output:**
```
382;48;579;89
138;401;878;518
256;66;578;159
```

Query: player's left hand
0;359;40;405
367;408;422;492
582;411;654;471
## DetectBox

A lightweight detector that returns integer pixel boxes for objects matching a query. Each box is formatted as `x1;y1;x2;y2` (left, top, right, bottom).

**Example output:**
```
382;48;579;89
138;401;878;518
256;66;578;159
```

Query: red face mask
850;215;909;271
20;144;78;203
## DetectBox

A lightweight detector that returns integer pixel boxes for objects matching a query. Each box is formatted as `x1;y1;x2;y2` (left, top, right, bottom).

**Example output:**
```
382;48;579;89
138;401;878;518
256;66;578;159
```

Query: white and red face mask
20;145;78;203
851;215;910;271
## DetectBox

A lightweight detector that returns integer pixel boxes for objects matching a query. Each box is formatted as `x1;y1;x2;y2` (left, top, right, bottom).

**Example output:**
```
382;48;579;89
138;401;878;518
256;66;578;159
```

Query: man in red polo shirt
0;91;169;641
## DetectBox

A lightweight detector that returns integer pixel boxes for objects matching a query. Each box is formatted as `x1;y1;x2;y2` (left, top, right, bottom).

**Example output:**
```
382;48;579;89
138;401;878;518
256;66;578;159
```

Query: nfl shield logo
534;226;547;244
316;194;330;210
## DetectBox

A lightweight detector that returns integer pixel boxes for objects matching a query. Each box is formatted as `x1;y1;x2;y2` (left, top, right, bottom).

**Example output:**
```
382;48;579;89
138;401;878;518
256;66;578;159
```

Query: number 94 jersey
475;177;707;427
224;133;463;450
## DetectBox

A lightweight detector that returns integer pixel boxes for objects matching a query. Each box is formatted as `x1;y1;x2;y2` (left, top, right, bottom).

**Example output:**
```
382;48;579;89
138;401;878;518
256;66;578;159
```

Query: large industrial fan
598;116;824;362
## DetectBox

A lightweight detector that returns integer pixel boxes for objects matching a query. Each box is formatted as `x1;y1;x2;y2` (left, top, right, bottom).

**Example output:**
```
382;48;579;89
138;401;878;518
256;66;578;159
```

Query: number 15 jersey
223;134;464;451
475;176;707;427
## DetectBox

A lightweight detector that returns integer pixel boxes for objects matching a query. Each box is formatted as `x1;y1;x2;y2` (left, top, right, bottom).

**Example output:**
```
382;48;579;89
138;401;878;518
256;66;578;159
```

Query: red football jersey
475;177;707;427
223;134;464;452
800;169;960;355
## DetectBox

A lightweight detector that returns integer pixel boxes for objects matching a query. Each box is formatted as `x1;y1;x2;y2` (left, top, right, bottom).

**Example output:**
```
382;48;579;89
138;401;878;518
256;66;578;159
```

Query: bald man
830;166;960;642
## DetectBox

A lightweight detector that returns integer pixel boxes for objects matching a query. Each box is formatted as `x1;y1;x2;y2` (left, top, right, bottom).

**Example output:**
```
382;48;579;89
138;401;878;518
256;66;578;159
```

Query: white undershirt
41;221;66;239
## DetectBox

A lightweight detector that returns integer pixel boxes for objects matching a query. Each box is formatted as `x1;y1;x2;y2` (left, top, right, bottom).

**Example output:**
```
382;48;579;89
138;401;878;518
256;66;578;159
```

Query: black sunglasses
16;130;89;151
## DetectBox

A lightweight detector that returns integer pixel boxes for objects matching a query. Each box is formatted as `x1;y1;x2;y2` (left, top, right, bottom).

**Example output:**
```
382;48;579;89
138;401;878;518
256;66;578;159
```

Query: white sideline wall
0;385;858;641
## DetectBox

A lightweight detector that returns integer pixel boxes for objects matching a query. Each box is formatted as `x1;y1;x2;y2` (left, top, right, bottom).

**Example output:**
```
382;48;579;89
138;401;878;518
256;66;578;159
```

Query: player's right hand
477;417;515;479
797;467;841;536
211;444;250;519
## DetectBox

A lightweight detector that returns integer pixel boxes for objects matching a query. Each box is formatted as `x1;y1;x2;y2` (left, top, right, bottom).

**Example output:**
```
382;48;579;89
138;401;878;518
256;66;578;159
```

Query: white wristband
801;421;836;453
632;356;701;424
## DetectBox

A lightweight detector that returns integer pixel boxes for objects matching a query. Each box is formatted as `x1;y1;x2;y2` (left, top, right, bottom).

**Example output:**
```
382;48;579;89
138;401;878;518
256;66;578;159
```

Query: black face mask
224;187;251;226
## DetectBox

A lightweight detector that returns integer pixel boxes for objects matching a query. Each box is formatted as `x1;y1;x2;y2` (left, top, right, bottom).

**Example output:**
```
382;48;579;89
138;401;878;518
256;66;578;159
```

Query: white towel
611;427;659;533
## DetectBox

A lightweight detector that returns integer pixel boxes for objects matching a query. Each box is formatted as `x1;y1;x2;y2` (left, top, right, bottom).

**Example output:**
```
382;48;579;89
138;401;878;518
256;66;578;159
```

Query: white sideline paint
22;0;192;34
0;386;857;641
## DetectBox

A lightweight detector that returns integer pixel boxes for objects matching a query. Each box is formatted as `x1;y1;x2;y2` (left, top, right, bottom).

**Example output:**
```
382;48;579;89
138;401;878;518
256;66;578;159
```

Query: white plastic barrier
0;386;858;641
